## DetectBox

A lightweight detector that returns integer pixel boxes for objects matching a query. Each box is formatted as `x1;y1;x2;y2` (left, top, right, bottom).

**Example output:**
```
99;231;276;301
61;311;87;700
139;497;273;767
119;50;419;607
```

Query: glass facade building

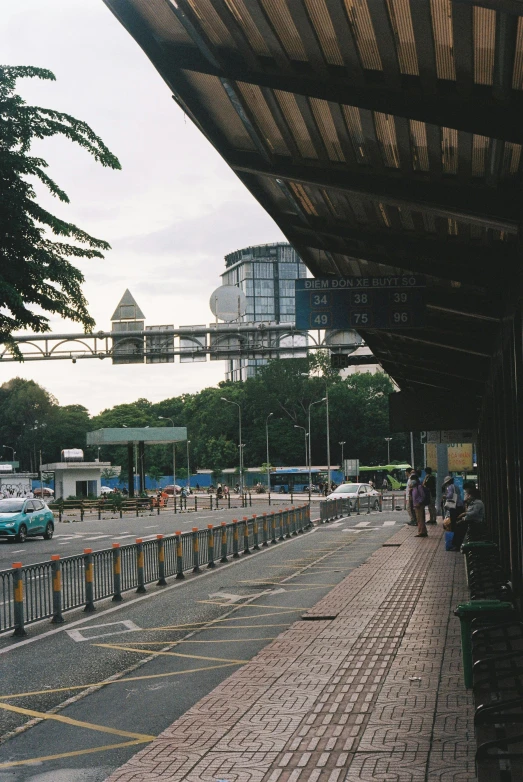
221;243;307;381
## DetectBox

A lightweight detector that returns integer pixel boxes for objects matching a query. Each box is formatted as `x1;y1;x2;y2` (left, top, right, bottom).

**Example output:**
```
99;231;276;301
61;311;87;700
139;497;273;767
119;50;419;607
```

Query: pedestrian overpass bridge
103;0;522;594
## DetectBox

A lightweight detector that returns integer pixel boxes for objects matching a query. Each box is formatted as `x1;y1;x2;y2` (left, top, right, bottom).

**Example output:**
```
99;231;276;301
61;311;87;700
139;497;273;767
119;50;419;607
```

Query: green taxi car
0;498;55;543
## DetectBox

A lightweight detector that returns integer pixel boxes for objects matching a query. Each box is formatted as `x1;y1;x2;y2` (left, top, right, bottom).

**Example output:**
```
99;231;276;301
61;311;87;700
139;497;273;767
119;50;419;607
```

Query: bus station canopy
103;0;523;431
87;427;187;445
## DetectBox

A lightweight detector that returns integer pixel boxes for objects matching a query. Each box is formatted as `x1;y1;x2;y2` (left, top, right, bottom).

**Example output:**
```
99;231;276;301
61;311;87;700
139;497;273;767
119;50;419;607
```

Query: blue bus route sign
295;276;426;330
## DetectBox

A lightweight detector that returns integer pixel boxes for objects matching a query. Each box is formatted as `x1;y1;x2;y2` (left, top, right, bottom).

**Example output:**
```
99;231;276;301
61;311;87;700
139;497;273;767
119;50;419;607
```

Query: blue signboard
295;276;426;330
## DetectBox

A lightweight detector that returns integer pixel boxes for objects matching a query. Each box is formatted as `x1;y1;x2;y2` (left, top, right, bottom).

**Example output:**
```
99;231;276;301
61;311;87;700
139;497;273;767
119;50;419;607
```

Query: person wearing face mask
450;486;485;551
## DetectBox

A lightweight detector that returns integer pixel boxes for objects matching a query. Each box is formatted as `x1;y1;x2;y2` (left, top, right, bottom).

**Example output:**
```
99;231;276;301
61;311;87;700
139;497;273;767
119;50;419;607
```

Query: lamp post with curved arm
265;412;273;493
308;397;326;499
221;398;243;494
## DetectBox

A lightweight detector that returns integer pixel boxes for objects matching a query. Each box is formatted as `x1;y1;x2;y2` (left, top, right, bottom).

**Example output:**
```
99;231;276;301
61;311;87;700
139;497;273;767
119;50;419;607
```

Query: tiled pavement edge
104;525;476;782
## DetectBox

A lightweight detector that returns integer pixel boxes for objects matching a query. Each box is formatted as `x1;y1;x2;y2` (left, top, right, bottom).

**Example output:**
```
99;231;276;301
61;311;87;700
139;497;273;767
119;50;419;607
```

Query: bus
269;468;321;493
357;464;411;490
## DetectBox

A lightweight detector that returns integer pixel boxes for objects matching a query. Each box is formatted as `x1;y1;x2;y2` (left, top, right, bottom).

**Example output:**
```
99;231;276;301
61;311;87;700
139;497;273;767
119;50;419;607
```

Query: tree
0;66;121;355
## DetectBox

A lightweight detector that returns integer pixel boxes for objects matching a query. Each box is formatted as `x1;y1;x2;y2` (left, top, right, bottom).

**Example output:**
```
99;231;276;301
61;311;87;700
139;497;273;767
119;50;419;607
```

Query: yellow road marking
0;702;155;741
148;623;292;630
0;740;148;769
0;662;241;700
267;565;344;571
237;580;338;587
118;637;277;646
92;643;248;664
221;603;308;611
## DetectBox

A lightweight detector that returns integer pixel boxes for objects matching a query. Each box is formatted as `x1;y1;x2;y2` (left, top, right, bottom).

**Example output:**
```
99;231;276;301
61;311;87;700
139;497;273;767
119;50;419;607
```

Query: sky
1;0;286;414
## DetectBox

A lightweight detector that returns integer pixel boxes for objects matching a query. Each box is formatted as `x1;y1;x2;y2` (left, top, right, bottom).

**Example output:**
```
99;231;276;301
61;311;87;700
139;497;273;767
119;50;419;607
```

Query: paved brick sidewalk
105;525;475;781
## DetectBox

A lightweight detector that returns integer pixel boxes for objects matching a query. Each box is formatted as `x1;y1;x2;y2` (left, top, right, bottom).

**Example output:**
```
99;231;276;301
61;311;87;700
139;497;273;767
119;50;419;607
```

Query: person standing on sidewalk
411;474;428;537
442;475;464;531
423;467;437;524
405;468;417;526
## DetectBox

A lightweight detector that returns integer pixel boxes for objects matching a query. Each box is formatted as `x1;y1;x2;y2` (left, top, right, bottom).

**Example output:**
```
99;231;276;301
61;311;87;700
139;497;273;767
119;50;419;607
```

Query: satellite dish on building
209;286;247;322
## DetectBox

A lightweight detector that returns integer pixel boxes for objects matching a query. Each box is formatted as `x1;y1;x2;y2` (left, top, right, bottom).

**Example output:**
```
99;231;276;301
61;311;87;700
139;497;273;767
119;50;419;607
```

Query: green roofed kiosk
87;427;186;498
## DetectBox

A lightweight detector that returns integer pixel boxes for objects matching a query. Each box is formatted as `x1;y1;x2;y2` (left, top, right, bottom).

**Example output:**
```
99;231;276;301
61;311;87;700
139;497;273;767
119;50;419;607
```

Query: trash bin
454;600;514;688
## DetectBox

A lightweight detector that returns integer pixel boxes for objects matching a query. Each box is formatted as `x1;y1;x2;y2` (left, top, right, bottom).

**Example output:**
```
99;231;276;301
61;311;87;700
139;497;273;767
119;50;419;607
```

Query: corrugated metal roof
260;0;308;61
236;82;290;155
386;0;419;76
223;0;271;55
185;0;237;48
182;71;256;150
430;0;456;81
309;98;345;162
343;0;383;71
274;90;318;158
134;0;193;43
473;6;496;86
304;0;344;66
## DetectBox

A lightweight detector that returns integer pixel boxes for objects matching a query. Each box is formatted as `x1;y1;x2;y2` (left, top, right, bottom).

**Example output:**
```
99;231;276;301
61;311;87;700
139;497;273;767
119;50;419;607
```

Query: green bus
357;464;412;490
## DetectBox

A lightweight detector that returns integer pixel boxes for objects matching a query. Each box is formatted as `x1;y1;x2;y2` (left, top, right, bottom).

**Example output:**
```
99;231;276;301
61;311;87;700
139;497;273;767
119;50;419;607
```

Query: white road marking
11;549;25;553
354;521;371;527
113;534;137;539
83;535;111;540
383;521;396;526
144;526;158;529
66;620;141;643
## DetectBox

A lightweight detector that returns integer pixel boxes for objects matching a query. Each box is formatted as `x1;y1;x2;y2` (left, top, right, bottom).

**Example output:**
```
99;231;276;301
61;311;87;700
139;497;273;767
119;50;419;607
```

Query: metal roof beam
230;156;519;231
166;45;523;144
276;214;516;267
282;229;495;288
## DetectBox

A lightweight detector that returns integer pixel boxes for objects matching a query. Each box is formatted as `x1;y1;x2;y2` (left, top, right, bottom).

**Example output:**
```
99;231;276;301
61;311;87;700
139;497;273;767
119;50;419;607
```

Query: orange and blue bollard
12;563;26;637
84;549;95;612
242;517;251;555
252;514;260;550
192;527;201;573
220;522;228;562
175;532;185;579
207;524;215;568
232;520;240;558
135;539;146;593
51;555;64;623
271;512;277;544
262;513;269;546
112;543;123;601
157;535;167;586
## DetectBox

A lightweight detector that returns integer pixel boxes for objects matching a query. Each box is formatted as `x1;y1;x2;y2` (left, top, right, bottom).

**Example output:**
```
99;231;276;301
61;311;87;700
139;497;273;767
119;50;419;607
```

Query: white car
100;486;114;495
327;482;381;511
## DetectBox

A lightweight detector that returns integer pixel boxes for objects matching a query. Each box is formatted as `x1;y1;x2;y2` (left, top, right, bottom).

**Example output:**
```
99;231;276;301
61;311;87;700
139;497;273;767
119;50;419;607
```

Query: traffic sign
295;277;425;330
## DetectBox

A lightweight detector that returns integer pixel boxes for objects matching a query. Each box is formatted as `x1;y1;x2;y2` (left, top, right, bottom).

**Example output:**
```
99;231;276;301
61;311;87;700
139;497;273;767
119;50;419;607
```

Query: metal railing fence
1;505;312;636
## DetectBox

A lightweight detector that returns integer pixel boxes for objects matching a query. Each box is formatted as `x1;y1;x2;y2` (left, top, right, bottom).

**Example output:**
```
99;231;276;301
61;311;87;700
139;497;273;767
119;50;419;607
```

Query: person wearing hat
442;475;464;534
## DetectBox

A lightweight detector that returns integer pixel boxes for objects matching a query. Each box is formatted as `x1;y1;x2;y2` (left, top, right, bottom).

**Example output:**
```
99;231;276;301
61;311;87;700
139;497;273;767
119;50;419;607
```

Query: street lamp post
385;437;392;464
2;445;16;461
308;397;326;499
265;412;273;494
186;440;191;490
339;441;346;477
158;417;176;496
294;425;308;492
221;398;243;494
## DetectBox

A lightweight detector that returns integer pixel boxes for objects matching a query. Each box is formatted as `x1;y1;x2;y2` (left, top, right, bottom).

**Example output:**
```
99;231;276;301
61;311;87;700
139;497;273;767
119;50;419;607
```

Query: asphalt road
0;508;410;781
0;497;317;571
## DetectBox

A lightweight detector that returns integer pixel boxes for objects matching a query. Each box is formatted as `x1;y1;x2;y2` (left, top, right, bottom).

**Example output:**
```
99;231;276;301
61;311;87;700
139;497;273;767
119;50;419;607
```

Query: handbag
443;517;452;531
